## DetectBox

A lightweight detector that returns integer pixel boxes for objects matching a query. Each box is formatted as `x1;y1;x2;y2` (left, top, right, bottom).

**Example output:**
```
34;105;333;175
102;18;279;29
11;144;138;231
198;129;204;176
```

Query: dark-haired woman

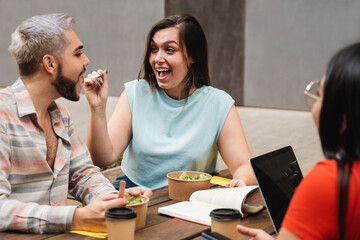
84;14;255;190
238;43;360;239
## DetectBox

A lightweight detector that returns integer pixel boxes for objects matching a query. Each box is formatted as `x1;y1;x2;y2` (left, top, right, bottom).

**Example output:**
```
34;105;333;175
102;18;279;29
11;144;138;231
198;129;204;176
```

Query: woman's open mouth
157;68;171;79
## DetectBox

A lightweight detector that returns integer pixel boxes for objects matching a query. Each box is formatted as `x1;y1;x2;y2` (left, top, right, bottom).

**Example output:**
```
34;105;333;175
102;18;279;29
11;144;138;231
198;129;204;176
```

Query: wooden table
0;170;275;240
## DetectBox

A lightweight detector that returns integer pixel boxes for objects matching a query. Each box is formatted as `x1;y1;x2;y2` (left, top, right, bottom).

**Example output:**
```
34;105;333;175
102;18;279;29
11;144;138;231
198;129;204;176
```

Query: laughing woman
84;14;255;190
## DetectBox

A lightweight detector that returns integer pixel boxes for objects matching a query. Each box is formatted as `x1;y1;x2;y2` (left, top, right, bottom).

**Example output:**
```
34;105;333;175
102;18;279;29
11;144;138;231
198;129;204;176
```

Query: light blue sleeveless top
121;80;234;189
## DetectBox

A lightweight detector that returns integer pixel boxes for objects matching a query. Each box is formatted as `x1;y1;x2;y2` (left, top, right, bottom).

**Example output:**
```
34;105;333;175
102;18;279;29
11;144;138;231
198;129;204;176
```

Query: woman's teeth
157;68;171;77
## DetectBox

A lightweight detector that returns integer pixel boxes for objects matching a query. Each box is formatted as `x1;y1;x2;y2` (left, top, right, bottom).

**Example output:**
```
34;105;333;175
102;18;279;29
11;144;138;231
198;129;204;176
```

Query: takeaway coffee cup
210;208;242;239
105;206;137;240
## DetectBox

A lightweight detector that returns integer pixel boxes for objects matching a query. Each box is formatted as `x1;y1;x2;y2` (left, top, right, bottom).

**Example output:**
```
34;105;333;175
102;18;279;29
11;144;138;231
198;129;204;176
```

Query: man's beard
52;64;85;101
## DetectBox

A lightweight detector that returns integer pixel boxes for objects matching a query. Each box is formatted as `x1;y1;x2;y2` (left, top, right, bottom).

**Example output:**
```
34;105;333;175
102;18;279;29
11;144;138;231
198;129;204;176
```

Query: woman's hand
237;225;275;240
228;178;247;187
125;186;152;197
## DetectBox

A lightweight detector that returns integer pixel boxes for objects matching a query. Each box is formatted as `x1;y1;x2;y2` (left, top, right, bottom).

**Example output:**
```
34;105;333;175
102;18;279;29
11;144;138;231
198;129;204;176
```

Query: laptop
249;146;303;233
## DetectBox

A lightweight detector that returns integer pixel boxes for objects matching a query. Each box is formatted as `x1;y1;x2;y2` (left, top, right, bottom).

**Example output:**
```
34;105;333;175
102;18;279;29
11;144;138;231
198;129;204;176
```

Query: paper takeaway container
167;171;212;201
125;193;149;230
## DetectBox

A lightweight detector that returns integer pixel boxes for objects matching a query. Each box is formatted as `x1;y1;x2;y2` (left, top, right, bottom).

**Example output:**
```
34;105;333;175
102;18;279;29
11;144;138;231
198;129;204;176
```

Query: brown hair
138;13;210;99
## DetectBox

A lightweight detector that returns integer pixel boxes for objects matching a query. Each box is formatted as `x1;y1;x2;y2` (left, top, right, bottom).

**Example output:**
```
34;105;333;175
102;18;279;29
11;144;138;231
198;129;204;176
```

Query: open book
158;185;258;226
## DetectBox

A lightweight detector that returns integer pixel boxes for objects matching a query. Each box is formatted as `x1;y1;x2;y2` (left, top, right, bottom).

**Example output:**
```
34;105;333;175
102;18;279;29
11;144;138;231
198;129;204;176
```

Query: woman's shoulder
196;85;234;102
125;79;150;89
312;158;337;169
303;159;337;183
124;79;153;97
200;85;230;95
284;160;338;203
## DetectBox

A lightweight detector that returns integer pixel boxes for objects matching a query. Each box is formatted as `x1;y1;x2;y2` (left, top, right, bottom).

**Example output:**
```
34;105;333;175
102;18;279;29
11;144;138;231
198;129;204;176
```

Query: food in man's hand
126;196;143;205
84;69;108;84
179;171;209;180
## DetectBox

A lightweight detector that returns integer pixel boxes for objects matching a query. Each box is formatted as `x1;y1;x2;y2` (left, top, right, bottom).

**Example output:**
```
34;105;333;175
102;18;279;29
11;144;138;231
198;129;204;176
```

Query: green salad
126;196;143;205
179;171;209;180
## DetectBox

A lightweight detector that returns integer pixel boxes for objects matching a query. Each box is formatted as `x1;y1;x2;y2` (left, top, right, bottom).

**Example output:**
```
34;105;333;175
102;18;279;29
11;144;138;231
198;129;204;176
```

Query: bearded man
0;13;151;234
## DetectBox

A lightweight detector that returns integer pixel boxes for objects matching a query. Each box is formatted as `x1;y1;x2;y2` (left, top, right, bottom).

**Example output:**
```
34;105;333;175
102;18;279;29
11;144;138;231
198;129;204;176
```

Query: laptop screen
250;146;303;233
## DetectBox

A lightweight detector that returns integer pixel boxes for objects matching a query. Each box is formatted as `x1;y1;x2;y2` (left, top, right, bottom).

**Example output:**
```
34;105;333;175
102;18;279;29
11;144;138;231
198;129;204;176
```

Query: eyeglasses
304;79;321;108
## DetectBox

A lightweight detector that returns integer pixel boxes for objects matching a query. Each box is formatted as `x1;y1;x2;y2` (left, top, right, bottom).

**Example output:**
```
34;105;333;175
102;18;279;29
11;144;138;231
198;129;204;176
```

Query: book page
158;201;215;226
158;186;258;226
189;185;258;214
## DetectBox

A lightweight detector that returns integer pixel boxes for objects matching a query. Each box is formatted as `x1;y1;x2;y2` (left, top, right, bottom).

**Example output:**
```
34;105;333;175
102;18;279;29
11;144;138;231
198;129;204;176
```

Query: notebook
249;146;303;233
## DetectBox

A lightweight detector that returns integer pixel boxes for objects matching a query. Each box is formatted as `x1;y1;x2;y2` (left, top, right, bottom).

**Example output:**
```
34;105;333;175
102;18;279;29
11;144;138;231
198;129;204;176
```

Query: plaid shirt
0;78;117;233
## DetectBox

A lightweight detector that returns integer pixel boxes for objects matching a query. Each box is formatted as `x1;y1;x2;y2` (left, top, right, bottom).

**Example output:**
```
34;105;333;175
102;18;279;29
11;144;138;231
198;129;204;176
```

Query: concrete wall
0;1;343;171
0;0;164;97
164;0;360;110
165;0;246;105
245;0;360;110
2;0;360;111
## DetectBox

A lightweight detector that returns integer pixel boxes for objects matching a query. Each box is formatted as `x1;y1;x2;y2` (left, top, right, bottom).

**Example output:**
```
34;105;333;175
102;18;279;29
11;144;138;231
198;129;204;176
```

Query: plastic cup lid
105;206;137;220
210;208;241;221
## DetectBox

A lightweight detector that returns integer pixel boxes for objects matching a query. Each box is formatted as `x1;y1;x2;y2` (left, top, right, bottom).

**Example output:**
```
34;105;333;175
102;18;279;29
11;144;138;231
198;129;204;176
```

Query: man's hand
71;193;125;232
84;69;108;109
237;225;275;240
125;186;152;197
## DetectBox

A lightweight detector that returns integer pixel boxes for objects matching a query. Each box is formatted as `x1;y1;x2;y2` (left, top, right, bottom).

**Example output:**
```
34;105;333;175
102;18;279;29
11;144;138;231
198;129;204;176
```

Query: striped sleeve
63;106;117;204
0;116;77;233
0;199;77;233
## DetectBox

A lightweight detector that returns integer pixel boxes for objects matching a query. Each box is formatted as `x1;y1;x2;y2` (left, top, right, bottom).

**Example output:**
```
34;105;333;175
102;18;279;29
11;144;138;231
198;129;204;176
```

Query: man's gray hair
8;13;74;75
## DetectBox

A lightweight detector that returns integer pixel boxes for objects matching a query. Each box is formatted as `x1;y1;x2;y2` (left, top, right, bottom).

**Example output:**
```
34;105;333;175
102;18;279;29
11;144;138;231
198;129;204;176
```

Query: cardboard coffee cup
105;206;137;240
125;193;149;230
210;208;241;239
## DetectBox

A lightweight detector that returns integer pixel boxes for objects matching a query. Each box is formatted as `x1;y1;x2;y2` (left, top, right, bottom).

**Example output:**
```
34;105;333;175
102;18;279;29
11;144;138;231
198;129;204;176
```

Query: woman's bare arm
217;105;256;186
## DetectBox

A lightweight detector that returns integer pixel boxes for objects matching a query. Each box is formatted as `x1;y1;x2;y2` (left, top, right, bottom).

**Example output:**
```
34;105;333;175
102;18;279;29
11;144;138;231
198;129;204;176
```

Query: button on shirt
0;78;117;233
